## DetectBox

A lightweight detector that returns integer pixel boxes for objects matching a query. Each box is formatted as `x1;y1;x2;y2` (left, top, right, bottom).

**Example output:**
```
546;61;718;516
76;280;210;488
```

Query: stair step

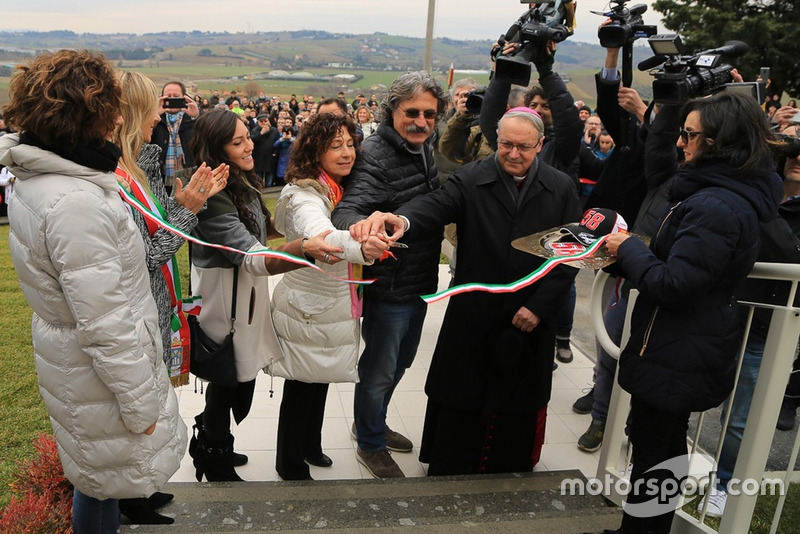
121;469;621;533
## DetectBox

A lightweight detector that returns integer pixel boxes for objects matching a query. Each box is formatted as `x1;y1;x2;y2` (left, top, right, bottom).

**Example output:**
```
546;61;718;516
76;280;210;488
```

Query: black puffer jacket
332;123;442;302
615;160;782;414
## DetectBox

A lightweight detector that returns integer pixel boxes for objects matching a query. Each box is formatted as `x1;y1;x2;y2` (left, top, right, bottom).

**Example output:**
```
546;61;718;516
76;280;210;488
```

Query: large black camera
495;0;573;86
640;34;750;105
464;88;486;115
596;0;656;48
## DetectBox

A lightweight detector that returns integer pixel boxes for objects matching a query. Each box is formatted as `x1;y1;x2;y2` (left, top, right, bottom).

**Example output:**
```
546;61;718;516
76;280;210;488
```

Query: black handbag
188;260;239;389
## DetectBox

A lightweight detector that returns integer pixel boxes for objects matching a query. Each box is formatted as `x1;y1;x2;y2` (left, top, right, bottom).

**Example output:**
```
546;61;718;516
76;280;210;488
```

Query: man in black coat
332;71;447;479
250;113;279;188
351;107;582;475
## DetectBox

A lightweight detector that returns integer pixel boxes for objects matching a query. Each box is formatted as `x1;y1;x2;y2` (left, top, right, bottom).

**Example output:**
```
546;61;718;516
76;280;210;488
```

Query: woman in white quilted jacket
270;113;388;480
0;50;187;533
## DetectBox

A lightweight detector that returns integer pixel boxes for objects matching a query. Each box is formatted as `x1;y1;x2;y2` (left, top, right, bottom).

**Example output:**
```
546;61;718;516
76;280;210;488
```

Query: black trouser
203;380;256;442
620;397;690;534
275;380;329;480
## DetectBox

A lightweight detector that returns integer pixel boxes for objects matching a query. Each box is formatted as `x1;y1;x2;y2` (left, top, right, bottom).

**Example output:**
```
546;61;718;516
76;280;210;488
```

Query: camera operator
480;40;584;185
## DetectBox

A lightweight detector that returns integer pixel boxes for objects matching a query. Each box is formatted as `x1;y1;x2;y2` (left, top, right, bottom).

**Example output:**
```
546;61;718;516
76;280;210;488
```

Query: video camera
639;34;750;105
595;0;656;48
494;0;574;86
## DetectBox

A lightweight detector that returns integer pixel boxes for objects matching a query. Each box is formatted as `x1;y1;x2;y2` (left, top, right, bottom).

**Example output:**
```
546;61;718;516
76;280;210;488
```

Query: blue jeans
592;287;627;422
354;298;427;452
72;488;119;534
717;339;763;489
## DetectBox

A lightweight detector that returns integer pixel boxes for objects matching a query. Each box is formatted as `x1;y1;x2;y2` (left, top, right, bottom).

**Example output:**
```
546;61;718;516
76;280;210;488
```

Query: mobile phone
164;97;187;109
760;67;770;81
790;111;800;124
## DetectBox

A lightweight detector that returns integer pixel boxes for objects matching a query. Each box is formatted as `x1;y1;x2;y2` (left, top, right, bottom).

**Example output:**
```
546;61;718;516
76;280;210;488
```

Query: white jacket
269;179;371;383
0;134;187;500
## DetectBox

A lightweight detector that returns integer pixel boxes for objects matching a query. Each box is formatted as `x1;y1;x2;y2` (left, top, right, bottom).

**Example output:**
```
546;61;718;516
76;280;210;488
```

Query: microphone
697;40;750;58
638;55;667;71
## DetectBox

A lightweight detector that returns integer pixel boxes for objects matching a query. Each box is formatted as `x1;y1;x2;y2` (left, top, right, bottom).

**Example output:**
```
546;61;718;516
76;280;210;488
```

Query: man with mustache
332;71;447;478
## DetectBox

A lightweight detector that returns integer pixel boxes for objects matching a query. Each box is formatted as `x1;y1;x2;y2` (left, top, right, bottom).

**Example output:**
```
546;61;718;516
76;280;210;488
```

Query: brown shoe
350;422;414;453
356;447;405;478
385;426;413;452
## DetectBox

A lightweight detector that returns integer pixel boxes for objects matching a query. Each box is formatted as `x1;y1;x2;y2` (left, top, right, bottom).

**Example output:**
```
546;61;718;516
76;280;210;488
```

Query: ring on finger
199;187;206;193
323;253;330;262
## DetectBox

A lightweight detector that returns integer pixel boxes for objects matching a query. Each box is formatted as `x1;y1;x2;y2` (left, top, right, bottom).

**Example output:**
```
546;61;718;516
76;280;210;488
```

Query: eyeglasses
679;128;704;143
398;106;437;120
497;140;540;153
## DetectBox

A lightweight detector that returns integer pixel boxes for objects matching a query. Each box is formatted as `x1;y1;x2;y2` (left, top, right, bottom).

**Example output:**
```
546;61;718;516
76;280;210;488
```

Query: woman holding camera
1;50;186;533
269;113;388;480
188;110;340;482
601;92;782;534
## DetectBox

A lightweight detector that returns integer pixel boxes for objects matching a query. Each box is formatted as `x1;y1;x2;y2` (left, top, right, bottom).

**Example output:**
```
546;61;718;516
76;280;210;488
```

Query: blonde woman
113;71;228;524
354;105;378;138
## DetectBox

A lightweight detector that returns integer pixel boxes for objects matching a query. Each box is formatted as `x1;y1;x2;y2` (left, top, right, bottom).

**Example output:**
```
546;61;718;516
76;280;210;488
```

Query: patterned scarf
164;112;185;183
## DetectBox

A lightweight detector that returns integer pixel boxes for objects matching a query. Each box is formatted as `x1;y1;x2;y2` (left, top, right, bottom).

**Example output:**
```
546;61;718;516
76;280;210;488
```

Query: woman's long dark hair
285;113;360;182
681;92;780;178
190;109;269;235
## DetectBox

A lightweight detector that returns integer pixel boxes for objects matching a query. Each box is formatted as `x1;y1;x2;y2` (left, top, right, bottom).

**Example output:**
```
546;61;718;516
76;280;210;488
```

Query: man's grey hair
508;85;528;108
498;110;545;138
379;71;448;127
451;77;478;100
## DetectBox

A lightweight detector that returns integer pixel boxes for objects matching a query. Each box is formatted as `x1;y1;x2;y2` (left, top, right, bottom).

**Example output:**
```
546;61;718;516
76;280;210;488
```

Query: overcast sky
0;0;665;44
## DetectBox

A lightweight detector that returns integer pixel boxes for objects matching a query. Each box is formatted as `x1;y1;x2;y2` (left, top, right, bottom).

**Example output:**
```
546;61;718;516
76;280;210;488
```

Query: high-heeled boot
190;413;248;467
191;434;244;482
119;497;174;525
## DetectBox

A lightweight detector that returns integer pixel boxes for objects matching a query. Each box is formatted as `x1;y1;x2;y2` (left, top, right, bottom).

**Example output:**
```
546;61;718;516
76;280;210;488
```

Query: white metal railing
591;262;800;534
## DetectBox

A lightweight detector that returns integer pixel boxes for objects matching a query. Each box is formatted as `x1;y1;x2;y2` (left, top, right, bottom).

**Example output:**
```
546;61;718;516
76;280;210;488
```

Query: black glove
533;48;555;79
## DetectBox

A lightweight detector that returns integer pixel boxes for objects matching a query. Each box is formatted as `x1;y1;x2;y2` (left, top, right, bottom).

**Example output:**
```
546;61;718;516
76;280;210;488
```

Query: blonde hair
114;71;159;185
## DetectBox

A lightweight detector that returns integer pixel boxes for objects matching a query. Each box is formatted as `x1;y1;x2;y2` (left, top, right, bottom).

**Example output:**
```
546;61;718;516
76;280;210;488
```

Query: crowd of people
1;27;800;534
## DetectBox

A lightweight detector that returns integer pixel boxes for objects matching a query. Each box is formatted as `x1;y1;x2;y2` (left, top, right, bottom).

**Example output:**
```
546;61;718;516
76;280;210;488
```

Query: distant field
0;63;653;109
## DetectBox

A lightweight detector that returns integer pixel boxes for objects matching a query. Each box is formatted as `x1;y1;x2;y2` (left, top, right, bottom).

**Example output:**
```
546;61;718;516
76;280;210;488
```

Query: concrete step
121;470;621;533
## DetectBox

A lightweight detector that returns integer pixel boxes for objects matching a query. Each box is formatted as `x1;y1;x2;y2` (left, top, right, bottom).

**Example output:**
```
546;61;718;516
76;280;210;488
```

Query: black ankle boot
119;497;174;524
192;434;244;482
191;414;249;467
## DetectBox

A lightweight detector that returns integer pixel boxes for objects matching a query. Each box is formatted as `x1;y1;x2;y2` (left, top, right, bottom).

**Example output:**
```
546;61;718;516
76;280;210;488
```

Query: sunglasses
398;106;437;120
679;128;704;144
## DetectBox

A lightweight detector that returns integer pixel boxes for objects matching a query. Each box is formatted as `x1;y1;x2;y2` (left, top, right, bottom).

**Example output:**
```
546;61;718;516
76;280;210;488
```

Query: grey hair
379;71;448;127
498;110;545;137
451;77;478;100
508;85;528;108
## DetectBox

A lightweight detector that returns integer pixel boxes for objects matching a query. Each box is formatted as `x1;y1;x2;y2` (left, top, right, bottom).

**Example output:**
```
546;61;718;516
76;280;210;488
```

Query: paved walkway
170;266;602;483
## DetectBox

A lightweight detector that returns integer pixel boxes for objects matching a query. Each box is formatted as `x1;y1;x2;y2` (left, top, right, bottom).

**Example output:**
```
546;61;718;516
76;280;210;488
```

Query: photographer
151;81;200;194
480;40;583;184
273;114;296;188
438;78;489;170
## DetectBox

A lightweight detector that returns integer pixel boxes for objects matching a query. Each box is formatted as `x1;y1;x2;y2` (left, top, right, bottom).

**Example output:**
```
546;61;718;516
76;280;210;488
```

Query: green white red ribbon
117;184;373;286
421;237;609;304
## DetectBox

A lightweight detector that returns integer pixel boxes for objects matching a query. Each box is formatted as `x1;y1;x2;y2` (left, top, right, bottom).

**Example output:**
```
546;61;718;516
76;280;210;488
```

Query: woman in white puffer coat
270;113;388;480
0;50;186;534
